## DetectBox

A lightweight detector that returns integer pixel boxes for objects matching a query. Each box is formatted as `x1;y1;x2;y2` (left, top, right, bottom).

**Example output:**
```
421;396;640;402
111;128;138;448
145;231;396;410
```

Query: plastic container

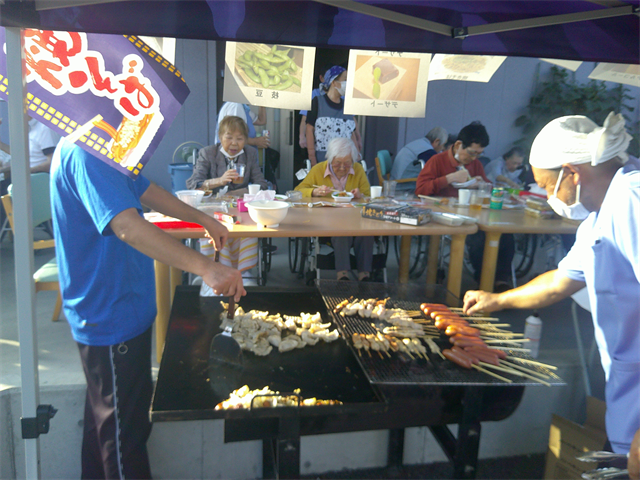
168;163;194;194
524;312;543;358
175;189;204;207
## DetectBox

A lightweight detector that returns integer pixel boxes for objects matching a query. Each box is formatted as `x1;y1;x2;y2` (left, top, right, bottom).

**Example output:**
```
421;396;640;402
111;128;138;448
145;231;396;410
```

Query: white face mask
336;81;346;96
219;145;244;161
546;171;590;220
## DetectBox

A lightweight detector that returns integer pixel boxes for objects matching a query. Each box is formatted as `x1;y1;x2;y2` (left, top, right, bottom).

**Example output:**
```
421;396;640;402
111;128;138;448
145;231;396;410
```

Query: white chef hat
530;112;631;169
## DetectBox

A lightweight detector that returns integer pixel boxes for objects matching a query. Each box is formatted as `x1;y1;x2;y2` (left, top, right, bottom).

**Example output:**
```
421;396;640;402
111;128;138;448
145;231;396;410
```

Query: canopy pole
6;27;42;479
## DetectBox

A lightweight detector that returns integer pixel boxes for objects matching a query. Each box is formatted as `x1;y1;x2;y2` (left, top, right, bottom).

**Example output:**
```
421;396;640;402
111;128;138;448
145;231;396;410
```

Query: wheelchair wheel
513;234;537;278
262;238;274;273
393;236;430;279
288;237;299;273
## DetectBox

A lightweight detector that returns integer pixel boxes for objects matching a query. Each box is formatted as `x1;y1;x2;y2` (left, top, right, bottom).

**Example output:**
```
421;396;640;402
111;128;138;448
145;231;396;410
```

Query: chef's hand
202;219;229;251
313;185;332;197
463;290;502;315
629;428;640;479
351;188;362;199
202;262;246;302
446;169;470;184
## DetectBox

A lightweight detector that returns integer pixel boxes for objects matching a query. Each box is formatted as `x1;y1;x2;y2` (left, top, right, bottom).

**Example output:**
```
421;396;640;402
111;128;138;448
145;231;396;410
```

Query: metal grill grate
317;280;564;386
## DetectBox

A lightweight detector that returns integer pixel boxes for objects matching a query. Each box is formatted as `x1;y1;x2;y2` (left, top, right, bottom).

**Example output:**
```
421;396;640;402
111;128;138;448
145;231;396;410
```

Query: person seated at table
186;116;268;285
295;137;373;282
390;126;448;193
417;122;514;291
415;121;490;197
484;146;525;189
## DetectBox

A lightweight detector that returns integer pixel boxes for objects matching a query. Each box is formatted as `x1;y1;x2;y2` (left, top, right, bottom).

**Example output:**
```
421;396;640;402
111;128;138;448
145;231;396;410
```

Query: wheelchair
289;236;389;285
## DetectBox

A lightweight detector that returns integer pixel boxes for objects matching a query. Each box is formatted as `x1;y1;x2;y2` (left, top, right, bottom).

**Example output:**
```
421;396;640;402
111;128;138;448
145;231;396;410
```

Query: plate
430;212;465;226
274;194;288;201
451;178;478;188
332;192;354;203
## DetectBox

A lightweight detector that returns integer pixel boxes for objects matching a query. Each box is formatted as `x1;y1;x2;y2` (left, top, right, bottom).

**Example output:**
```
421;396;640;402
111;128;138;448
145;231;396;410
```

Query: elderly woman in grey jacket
186;116;268;285
186;116;268;193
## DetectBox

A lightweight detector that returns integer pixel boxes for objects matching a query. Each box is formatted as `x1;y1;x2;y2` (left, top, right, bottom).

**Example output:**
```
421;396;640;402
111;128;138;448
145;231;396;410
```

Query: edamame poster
223;41;315;110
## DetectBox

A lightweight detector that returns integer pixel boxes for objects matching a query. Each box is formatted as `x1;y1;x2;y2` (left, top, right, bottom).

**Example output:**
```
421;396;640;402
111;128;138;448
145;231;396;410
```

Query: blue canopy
1;0;638;64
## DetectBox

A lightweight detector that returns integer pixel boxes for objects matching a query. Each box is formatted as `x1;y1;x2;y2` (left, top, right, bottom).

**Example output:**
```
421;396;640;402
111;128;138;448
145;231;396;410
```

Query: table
442;205;580;292
151;203;477;361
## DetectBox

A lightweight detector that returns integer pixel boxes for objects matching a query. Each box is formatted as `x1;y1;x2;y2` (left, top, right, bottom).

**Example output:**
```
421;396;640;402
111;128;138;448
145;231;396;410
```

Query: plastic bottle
524;311;543;358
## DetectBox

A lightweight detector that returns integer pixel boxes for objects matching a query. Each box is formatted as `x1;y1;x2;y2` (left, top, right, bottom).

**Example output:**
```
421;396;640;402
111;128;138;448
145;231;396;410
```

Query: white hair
426;126;448;145
325;137;358;164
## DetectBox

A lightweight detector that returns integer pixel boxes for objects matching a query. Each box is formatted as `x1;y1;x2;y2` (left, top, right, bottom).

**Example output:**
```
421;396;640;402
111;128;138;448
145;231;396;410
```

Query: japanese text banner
344;50;431;118
0;29;190;178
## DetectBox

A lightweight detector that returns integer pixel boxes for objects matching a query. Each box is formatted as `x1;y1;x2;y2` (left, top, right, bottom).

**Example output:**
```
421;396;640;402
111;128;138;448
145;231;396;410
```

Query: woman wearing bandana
187;116;268;279
305;65;358;166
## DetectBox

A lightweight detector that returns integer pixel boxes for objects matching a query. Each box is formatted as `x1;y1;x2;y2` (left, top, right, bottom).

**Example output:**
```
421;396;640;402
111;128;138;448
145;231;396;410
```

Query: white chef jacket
557;159;640;453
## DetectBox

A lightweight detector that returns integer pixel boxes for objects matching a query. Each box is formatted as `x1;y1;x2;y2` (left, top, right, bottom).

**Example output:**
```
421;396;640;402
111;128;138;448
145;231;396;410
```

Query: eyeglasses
465;148;483;158
333;162;353;170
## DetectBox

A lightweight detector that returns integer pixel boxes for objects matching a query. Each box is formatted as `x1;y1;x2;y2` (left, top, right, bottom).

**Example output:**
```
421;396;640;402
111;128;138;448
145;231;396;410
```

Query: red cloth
415;148;489;197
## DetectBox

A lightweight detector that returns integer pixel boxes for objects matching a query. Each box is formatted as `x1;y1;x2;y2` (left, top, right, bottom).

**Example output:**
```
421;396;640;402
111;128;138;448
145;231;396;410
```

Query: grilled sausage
442;348;472;369
450;334;486;347
445;325;481;337
463;346;500;366
452;346;479;365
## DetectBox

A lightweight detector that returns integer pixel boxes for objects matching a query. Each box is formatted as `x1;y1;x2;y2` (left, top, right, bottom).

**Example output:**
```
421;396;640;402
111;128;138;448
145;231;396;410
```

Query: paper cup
458;189;471;205
248;184;261;195
370;186;382;198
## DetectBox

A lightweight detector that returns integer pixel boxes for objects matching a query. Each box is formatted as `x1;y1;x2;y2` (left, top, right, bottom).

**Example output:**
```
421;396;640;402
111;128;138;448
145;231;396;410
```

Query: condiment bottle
524;311;543;358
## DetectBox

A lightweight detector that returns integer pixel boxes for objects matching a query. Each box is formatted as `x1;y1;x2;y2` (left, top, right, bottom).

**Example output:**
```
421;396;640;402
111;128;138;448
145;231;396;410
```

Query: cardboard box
544;397;608;479
361;203;431;226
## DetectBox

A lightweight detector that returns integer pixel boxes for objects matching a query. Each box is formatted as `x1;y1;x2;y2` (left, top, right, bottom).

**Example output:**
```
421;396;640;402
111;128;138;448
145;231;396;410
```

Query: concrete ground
0;231;606;479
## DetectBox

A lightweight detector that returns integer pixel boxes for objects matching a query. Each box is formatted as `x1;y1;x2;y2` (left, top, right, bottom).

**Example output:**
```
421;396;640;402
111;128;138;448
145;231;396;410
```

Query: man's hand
629;428;640;479
202;219;229;251
248;135;270;149
447;169;470;184
202;262;246;302
463;290;503;315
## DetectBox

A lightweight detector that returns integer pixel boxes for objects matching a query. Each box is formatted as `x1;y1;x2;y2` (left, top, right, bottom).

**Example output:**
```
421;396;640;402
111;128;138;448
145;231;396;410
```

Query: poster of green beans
224;42;315;110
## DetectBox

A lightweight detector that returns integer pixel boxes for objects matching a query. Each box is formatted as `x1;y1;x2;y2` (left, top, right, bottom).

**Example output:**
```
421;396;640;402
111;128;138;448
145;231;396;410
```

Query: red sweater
415;148;489;197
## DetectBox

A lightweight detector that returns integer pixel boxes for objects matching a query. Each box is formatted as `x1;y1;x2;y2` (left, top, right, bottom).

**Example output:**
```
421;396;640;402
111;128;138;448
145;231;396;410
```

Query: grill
316;280;563;386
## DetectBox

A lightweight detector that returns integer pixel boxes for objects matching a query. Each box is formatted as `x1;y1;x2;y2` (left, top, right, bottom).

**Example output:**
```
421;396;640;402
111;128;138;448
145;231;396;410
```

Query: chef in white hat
463;112;640;475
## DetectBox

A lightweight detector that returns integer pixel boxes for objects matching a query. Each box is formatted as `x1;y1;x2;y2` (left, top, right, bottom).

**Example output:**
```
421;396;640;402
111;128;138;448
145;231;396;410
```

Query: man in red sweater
416;121;514;291
416;122;490;197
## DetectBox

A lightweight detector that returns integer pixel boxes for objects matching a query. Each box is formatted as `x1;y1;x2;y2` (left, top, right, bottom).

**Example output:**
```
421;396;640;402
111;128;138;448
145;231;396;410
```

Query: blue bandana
321;66;345;91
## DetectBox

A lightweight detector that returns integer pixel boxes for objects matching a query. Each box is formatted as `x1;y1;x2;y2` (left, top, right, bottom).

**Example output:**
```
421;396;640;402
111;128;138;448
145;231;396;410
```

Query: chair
1;172;62;321
375;150;424;189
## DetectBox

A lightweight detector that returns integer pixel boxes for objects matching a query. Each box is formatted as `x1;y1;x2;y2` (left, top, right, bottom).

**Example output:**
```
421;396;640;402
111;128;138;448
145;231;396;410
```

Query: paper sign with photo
223;42;315;110
540;58;583;72
429;54;506;83
588;63;640;88
344;50;431;118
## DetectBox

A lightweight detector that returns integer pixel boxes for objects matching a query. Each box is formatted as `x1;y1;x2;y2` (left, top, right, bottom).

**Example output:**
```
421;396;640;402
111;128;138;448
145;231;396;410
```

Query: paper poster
223;42;316;110
428;54;506;82
344;50;431;118
588;63;640;88
540;58;583;72
0;30;190;178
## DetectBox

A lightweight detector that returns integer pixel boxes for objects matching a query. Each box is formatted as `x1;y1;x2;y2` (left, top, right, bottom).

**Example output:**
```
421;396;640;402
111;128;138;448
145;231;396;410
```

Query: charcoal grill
151;286;543;479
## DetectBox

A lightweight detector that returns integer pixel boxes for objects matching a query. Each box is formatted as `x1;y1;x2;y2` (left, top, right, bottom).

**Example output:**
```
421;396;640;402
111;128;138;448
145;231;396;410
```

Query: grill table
152;286;546;479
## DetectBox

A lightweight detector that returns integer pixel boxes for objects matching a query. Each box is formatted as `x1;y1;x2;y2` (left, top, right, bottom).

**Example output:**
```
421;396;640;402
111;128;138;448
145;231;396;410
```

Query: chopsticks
313;185;342;192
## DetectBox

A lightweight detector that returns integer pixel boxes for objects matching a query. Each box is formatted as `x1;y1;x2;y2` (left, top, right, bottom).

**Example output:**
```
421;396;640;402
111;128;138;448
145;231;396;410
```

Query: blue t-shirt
50;140;155;346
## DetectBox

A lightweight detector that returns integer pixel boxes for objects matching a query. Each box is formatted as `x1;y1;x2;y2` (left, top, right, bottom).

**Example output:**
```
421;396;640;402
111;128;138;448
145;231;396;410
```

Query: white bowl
176;189;204;207
332;191;354;203
247;200;290;227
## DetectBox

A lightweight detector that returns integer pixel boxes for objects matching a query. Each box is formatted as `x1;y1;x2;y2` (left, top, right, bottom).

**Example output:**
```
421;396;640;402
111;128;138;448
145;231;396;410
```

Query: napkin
244;190;276;202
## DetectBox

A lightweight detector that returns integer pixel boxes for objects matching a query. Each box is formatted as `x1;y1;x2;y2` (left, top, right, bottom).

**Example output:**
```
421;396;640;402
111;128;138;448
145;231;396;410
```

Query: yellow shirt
295;161;371;198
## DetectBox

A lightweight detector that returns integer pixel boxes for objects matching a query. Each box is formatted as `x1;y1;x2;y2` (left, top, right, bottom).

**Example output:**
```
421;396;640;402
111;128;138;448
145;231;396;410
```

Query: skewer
490;346;531;353
479;331;524;337
501;360;551;379
472;364;512;383
378;351;384;359
483;338;528;344
470;323;511;328
483;362;551;387
505;356;558;371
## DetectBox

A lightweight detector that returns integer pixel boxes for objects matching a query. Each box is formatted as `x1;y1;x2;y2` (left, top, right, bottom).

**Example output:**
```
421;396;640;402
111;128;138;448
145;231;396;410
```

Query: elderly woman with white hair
295;137;373;281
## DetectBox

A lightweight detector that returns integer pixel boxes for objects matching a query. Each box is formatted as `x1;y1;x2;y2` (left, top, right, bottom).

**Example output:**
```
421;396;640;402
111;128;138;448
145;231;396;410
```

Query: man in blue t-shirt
51;140;245;478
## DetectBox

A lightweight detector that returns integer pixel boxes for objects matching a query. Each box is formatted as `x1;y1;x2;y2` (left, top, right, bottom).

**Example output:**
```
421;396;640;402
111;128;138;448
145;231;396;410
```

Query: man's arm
306;124;317;165
110;208;245;301
30;154;52;174
253;106;267;126
141;183;230;249
463;269;585;314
